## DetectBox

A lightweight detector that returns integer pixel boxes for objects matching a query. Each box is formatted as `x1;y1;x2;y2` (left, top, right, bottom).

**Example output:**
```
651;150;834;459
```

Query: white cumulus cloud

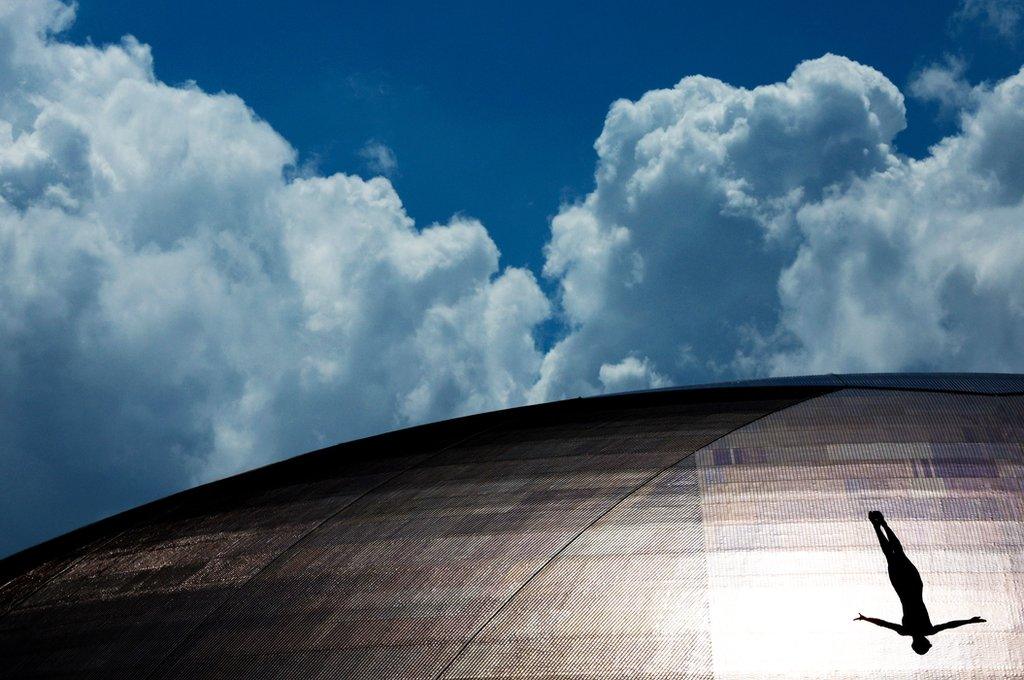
534;52;1024;401
533;55;907;400
770;67;1024;374
0;1;548;555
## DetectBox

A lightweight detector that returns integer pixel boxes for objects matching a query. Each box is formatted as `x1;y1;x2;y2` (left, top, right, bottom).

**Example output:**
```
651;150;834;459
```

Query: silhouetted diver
855;510;985;654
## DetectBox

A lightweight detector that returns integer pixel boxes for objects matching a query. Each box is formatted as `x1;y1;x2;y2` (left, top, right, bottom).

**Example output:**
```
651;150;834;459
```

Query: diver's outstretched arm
932;616;986;633
855;613;904;634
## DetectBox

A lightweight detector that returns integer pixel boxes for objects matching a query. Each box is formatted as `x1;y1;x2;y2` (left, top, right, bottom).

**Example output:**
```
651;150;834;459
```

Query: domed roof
1;375;1021;678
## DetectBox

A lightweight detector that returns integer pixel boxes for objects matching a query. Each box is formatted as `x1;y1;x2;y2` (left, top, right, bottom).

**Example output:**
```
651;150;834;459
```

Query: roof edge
0;382;830;582
4;371;1023;581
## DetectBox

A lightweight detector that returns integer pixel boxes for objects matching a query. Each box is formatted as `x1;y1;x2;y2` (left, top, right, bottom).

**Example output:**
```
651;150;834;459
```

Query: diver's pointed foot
868;510;884;523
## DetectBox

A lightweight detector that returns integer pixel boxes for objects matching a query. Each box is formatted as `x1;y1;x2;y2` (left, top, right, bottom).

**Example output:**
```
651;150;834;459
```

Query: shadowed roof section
1;373;1022;678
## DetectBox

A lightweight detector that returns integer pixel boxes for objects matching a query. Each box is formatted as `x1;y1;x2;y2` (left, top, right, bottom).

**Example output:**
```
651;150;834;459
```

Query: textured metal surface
644;372;1024;396
0;388;811;678
696;389;1024;678
442;388;1024;678
442;455;713;679
0;456;431;678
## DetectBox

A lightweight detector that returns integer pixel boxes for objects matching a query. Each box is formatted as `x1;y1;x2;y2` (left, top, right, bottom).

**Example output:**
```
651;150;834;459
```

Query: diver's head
911;636;932;655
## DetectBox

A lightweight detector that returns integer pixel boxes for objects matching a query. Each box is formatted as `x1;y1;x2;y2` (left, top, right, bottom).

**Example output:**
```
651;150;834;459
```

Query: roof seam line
429;388;833;680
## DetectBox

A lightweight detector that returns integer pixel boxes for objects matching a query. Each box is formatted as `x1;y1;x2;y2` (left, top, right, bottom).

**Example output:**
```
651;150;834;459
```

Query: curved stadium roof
2;373;1023;678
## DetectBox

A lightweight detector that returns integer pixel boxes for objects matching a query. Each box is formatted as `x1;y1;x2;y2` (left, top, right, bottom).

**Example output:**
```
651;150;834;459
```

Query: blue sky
3;0;1024;557
65;0;1022;272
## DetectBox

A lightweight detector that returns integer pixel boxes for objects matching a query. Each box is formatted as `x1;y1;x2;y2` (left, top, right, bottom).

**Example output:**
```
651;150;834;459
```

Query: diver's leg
871;515;891;556
881;521;925;603
880;521;903;555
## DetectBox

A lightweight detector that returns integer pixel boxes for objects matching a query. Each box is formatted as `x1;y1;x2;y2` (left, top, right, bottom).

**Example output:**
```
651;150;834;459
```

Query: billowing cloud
533;55;907;400
535;50;1024;402
770;66;1024;374
0;1;548;555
